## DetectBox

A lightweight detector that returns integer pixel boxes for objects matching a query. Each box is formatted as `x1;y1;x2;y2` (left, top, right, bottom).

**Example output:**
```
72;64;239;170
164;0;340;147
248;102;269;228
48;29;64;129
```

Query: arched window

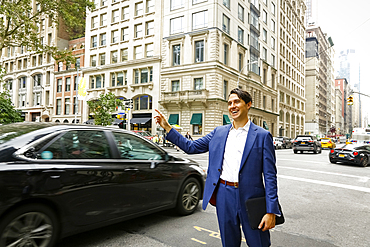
63;119;69;123
279;110;284;122
55;120;60;123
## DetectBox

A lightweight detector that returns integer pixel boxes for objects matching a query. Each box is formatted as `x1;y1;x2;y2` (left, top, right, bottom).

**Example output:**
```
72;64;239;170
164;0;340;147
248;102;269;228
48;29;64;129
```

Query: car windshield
139;131;151;137
0;122;56;145
321;139;330;143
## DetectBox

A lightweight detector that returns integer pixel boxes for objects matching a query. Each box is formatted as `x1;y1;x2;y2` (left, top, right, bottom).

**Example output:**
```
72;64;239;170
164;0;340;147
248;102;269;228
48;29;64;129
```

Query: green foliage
87;92;124;126
0;0;94;63
0;91;22;124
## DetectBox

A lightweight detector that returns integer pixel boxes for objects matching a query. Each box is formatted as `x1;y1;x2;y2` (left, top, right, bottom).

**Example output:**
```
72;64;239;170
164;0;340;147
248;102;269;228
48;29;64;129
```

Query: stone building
277;0;306;138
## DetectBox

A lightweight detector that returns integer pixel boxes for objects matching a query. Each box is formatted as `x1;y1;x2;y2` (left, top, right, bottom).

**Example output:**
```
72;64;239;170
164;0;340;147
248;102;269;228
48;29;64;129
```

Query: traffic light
347;95;353;105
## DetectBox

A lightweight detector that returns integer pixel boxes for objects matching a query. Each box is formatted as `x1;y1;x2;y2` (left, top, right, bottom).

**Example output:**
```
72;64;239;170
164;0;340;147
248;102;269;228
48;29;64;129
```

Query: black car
0;123;205;247
329;143;370;167
276;136;292;149
292;135;322;154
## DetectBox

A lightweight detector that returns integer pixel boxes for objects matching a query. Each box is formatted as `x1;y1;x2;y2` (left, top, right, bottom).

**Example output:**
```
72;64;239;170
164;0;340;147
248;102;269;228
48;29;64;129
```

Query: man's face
228;94;252;121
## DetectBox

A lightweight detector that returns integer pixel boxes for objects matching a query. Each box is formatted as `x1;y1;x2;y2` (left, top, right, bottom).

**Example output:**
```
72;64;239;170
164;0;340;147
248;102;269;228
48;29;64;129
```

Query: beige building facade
277;0;306;138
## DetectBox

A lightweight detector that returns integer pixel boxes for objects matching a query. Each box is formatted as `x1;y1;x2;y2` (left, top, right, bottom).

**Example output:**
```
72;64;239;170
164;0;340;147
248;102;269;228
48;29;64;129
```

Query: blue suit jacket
166;122;281;215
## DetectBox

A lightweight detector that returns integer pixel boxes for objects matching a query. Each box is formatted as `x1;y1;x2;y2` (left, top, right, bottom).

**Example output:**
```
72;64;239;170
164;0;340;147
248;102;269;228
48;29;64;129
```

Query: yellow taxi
320;138;336;149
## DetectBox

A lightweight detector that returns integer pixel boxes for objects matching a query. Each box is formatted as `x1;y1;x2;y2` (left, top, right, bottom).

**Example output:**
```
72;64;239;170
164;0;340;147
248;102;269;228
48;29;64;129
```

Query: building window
146;43;154;57
238;4;244;22
134;68;153;84
271;2;275;15
112;9;119;23
91;36;97;48
222;14;230;34
100;33;106;46
172;80;180;91
195;40;204;63
238;27;244;44
238;53;243;72
263;29;267;42
65;98;70;115
33;92;41;106
224;43;229;65
251;53;259;74
263;68;267;84
271;54;275;68
173;44;180;66
251;30;259;49
134;95;152;110
263;10;267;23
271;19;275;32
122;27;129;41
57;79;62;92
111;50;118;63
223;80;228;100
111;73;116;86
170;16;183;34
112;30;119;43
193;0;207;3
271;37;275;50
121;48;128;61
91;55;97;66
135;2;143;16
92;16;98;28
190;113;202;135
146;0;154;13
33;74;42;87
122;7;129;20
262;47;267;60
56;99;62;115
192;10;208;30
65;77;71;91
171;0;184;10
100;13;107;26
194;78;203;90
101;0;107;7
99;53;106;65
134;46;142;59
135;24;142;38
146;21;154;35
251;11;258;29
263;96;266;109
223;0;230;9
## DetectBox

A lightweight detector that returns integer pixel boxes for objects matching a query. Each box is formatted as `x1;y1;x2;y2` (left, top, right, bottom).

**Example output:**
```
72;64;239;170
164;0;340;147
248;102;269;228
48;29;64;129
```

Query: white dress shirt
220;120;251;182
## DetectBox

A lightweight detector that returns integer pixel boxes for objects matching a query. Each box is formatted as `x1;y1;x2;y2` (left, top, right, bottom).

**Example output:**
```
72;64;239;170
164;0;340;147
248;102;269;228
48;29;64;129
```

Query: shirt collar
230;120;250;132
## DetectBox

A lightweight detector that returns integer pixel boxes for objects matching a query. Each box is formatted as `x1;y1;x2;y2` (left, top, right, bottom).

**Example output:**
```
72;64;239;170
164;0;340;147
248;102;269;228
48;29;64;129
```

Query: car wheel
0;204;59;247
360;156;368;167
176;177;201;215
293;150;297;154
313;146;317;154
318;147;322;153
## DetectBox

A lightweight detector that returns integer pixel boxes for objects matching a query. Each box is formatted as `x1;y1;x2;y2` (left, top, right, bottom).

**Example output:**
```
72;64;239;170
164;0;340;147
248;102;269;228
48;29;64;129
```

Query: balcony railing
162;89;209;102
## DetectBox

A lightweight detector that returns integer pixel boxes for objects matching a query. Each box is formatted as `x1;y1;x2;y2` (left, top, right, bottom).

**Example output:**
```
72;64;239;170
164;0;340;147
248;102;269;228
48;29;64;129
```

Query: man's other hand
258;213;276;231
154;109;172;133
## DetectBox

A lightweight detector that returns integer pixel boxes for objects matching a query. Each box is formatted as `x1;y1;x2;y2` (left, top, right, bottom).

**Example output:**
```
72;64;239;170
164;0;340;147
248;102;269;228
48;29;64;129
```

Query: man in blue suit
155;88;281;247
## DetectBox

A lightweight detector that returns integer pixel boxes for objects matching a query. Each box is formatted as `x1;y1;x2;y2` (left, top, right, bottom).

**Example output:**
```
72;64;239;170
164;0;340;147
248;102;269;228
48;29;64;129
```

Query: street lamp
237;61;258;87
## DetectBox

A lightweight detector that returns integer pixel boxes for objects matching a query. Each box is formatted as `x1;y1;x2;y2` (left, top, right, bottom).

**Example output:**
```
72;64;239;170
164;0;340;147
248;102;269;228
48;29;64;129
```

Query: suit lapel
239;122;257;171
212;124;232;169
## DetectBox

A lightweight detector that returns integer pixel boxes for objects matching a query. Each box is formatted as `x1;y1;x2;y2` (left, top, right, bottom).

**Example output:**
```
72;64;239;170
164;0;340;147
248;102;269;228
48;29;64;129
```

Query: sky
313;0;370;120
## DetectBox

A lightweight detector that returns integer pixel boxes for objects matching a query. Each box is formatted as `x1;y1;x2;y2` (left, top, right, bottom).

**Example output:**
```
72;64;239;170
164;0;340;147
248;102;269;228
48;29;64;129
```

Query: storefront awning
130;117;151;124
263;121;269;130
190;113;202;125
168;114;179;125
223;114;231;125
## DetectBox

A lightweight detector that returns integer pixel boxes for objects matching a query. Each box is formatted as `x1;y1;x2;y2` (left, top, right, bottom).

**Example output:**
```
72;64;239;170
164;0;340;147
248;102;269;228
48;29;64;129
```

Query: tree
0;0;94;64
87;92;124;126
0;91;22;124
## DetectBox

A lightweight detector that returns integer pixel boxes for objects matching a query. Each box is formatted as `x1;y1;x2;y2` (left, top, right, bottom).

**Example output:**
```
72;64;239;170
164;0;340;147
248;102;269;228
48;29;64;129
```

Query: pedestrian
154;88;281;247
153;134;159;144
185;131;193;141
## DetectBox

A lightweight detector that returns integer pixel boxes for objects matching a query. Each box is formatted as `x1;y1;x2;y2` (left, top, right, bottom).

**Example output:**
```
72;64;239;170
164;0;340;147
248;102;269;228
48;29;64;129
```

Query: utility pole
75;66;79;124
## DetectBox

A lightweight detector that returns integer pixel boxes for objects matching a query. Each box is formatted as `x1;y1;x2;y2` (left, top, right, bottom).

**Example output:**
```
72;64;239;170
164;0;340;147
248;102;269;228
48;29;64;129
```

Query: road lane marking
278;175;370;193
194;226;246;242
277;158;327;165
191;238;207;244
278;166;370;181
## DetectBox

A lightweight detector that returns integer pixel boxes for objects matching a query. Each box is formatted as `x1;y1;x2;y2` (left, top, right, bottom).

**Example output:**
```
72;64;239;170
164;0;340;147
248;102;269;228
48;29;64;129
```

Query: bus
349;128;370;144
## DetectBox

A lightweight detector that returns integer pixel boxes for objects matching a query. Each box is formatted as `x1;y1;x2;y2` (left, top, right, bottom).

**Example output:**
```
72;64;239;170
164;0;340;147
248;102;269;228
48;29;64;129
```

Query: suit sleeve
262;132;281;215
166;128;215;154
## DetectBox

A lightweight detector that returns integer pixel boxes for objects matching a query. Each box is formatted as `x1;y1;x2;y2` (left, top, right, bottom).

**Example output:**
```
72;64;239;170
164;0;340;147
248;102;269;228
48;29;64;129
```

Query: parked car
292;135;322;154
0;123;205;247
131;130;153;141
273;137;283;149
320;138;336;149
329;143;370;167
276;136;292;149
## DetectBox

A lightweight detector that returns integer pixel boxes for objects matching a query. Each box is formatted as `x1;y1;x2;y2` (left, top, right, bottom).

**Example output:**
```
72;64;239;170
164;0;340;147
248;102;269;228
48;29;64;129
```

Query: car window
112;132;164;160
296;137;312;141
321;139;329;143
38;130;111;159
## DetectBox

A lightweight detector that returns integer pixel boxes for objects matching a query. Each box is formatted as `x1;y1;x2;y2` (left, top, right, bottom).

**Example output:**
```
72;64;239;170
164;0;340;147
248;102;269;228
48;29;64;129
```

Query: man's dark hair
229;88;252;104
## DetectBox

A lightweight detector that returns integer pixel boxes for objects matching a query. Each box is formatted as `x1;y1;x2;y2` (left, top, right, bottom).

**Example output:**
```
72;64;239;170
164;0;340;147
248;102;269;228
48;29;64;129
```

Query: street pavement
57;146;370;247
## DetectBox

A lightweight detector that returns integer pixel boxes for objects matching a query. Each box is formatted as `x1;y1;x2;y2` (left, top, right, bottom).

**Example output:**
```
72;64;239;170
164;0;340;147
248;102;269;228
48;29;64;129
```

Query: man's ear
247;101;252;109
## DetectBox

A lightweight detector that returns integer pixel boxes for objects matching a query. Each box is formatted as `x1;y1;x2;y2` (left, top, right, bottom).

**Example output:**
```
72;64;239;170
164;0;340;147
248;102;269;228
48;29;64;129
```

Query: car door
33;129;134;226
110;131;179;214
